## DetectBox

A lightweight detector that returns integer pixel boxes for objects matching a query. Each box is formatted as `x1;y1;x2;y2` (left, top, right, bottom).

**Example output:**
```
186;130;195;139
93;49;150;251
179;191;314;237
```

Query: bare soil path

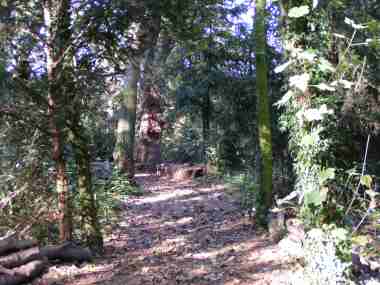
36;173;295;285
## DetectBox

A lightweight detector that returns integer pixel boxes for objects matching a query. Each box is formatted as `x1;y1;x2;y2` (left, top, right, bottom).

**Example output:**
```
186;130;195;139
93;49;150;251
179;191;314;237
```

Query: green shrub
92;171;143;225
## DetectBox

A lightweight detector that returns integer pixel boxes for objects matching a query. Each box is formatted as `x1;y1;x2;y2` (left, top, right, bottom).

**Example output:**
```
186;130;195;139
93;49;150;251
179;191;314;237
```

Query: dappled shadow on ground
40;172;294;285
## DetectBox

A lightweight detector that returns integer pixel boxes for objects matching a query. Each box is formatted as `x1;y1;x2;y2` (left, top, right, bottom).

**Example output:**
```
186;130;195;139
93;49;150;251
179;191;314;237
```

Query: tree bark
0;260;46;285
255;0;273;226
0;236;37;256
114;59;141;179
70;122;103;252
0;239;92;285
0;247;41;268
43;0;73;242
113;2;161;179
202;89;211;167
137;33;174;169
40;242;93;262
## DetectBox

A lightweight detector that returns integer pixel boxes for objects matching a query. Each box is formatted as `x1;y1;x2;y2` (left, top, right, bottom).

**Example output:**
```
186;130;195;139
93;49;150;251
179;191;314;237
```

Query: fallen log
172;165;206;181
0;236;93;285
0;265;15;275
40;242;93;262
0;260;46;285
0;236;37;256
0;246;41;268
157;163;206;181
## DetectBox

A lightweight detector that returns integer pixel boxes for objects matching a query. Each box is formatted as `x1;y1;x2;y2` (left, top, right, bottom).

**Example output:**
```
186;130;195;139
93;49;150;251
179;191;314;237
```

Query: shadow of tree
49;173;292;285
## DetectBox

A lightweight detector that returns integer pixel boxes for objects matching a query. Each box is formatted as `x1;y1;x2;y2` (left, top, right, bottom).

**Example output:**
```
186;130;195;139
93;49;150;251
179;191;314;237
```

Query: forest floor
35;172;299;285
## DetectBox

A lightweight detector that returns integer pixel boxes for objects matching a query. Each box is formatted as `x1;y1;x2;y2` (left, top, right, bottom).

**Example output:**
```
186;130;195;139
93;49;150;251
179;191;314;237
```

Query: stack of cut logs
0;234;92;285
156;163;206;181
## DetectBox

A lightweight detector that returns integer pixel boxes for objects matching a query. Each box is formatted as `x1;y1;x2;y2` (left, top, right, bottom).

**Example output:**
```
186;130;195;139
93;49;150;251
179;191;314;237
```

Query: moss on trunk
114;60;141;179
43;0;73;242
70;125;103;252
255;0;273;226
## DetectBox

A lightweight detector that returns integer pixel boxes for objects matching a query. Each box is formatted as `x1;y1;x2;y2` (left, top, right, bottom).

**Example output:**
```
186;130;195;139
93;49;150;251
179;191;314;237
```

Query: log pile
0;234;92;285
156;163;206;181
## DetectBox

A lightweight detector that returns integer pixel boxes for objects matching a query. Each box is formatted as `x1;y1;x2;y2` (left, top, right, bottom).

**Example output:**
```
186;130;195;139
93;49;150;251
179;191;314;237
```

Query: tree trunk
114;59;141;179
113;3;161;178
255;0;273;226
137;33;174;169
138;49;158;169
55;160;72;241
202;90;210;167
43;0;73;242
70;123;103;252
138;82;163;170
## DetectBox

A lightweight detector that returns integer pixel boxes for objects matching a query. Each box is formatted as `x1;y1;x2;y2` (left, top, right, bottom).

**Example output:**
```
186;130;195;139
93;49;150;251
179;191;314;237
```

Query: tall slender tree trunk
54;155;72;241
113;4;161;178
114;59;141;179
43;0;73;241
70;122;103;252
202;90;210;166
203;26;213;170
255;0;273;226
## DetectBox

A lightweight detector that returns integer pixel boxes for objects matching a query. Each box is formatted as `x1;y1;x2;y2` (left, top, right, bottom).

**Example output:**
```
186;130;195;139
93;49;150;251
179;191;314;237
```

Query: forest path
40;172;295;285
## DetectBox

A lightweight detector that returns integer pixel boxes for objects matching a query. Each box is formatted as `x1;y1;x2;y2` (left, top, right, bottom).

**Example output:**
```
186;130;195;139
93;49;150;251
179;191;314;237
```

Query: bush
92;171;143;225
291;228;351;285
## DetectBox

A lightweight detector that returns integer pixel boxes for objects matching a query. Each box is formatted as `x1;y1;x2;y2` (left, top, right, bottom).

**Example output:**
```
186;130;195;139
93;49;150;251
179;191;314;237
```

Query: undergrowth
93;171;143;226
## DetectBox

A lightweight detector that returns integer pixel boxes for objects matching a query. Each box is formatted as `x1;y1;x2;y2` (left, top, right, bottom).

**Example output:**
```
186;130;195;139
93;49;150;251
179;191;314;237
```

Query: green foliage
0;160;58;242
288;6;310;18
276;5;380;227
298;228;351;284
161;2;262;172
278;4;380;282
105;171;143;197
239;175;258;216
92;171;143;225
325;225;352;262
162;116;203;163
223;173;267;223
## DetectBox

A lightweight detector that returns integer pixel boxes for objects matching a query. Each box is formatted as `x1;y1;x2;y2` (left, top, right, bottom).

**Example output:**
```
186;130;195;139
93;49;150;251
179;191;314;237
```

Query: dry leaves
34;171;295;285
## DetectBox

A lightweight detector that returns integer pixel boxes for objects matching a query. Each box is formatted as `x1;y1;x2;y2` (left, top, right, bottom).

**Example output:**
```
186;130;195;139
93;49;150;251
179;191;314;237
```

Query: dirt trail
37;173;295;285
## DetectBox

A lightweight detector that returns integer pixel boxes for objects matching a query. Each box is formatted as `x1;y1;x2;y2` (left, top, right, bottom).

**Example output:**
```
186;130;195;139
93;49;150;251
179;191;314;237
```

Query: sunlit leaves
344;17;366;30
289;73;310;92
319;168;335;185
298;50;316;62
318;58;335;73
360;175;372;188
333;33;347;39
352;235;371;246
304;189;326;206
331;79;354;89
330;227;349;241
274;60;292;74
288;6;310;18
274;90;293;107
303;104;333;122
313;83;335;92
300;133;315;146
